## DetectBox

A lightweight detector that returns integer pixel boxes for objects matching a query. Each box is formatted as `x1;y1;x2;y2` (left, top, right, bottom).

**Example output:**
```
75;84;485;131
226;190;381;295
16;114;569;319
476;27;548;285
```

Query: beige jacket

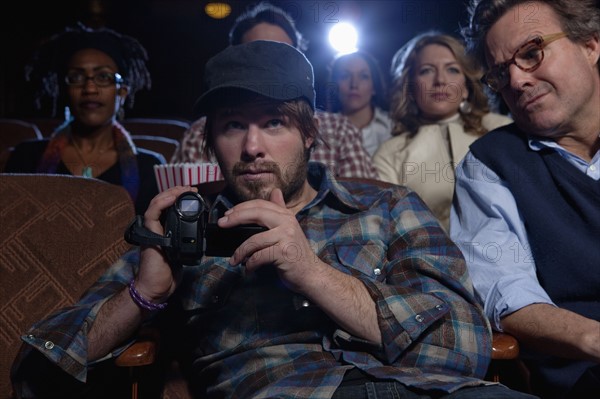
372;112;512;231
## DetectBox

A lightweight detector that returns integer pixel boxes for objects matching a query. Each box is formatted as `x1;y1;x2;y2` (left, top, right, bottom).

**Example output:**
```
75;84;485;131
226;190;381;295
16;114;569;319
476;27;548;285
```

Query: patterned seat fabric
0;173;134;398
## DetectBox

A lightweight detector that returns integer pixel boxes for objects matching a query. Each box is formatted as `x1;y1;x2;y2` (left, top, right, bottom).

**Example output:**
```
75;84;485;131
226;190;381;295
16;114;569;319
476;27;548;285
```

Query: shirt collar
306;162;368;213
528;136;558;152
372;107;387;123
370;107;393;128
527;135;600;168
528;135;589;156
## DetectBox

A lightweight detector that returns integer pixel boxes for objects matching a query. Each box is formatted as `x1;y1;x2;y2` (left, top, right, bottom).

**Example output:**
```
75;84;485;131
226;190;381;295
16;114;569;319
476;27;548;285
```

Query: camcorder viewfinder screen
180;198;200;216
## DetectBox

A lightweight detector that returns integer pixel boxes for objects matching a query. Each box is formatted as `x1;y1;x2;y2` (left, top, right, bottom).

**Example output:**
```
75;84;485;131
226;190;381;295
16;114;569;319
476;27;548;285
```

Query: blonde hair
390;31;490;136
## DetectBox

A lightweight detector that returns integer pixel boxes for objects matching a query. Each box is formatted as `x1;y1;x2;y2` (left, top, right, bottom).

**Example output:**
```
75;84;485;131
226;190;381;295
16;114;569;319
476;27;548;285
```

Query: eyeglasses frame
481;31;568;92
64;72;124;87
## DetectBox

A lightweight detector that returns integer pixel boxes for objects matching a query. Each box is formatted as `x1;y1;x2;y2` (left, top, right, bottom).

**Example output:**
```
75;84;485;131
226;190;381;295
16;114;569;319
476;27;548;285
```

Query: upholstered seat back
0;173;135;398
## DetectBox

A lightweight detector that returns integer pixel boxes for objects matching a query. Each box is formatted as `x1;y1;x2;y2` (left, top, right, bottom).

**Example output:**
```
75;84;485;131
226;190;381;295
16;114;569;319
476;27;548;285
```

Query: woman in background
5;23;163;214
373;31;512;231
327;50;393;156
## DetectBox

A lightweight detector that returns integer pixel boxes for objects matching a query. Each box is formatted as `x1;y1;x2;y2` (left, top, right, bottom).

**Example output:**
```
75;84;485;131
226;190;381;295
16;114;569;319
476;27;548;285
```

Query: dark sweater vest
470;124;600;396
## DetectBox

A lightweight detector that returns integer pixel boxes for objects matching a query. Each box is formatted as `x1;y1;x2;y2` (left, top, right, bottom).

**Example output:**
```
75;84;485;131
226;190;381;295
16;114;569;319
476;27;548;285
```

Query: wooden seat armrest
115;327;160;367
492;332;520;360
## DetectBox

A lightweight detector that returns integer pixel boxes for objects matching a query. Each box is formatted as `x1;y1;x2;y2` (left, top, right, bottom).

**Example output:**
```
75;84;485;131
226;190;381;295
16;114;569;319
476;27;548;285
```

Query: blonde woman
373;31;511;230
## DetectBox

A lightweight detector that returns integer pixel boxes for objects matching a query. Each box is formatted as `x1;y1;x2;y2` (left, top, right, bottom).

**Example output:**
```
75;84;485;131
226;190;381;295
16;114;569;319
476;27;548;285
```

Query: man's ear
583;33;600;67
305;115;319;149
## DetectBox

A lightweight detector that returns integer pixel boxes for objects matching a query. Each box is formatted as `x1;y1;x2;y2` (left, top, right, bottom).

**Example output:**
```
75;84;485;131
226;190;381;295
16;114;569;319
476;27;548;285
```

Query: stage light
205;2;231;19
328;22;358;55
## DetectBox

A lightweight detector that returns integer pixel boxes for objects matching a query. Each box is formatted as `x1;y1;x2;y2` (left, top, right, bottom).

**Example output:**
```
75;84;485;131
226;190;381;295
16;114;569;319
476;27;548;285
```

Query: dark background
2;0;595;122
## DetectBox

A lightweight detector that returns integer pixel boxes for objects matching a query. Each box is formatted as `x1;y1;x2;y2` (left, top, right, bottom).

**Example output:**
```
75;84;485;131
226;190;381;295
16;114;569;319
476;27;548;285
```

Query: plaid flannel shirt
171;111;379;179
13;163;492;398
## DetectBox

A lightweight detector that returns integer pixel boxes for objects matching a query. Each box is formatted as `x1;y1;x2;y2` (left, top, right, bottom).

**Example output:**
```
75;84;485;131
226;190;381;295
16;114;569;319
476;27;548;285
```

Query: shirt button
374;268;381;276
415;314;425;323
44;341;55;350
212;295;219;303
590;165;596;171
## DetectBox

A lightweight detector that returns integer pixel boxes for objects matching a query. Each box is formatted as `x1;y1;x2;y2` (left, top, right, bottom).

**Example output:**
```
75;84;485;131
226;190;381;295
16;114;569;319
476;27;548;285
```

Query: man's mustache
232;162;281;177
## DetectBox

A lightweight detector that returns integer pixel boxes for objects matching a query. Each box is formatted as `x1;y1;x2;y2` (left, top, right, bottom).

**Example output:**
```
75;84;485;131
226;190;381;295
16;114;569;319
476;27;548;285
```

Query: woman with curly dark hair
5;22;164;214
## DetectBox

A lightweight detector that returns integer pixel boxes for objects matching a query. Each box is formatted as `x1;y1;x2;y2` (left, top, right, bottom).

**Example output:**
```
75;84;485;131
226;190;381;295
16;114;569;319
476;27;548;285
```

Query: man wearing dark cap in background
172;1;379;180
12;41;535;399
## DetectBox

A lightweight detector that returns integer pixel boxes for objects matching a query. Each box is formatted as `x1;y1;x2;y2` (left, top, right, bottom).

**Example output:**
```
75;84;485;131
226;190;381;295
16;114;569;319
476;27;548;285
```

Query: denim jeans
331;382;539;399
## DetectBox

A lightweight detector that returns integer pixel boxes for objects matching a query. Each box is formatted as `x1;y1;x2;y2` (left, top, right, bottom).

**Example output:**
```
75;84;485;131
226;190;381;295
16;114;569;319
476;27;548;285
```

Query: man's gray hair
462;0;600;72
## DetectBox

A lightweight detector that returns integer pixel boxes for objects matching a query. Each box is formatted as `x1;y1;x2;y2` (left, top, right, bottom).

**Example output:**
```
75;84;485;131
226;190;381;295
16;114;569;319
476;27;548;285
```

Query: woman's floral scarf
36;120;140;202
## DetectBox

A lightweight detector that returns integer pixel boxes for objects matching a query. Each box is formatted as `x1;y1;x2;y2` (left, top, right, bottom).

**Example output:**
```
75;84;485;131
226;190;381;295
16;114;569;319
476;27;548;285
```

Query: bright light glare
328;23;358;55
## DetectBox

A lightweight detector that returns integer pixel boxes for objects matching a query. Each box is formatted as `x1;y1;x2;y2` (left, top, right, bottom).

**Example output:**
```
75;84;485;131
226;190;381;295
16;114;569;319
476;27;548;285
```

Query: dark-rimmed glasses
65;72;123;87
481;32;568;92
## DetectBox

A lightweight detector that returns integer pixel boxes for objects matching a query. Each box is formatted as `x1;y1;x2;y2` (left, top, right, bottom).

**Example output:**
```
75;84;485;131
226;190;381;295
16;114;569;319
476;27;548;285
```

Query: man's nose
507;63;534;92
242;124;266;159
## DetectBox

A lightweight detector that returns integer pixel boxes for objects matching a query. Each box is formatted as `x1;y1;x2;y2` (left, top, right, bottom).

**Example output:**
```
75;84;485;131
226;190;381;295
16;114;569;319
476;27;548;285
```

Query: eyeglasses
65;72;123;87
481;32;568;92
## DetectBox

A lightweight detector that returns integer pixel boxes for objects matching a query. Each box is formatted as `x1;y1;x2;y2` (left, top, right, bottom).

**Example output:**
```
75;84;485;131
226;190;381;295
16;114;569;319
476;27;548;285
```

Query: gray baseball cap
194;40;315;115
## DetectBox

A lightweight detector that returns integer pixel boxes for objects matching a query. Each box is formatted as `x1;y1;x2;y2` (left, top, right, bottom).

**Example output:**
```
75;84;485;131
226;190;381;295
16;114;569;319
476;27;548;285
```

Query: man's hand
217;188;320;293
218;188;381;343
137;185;197;303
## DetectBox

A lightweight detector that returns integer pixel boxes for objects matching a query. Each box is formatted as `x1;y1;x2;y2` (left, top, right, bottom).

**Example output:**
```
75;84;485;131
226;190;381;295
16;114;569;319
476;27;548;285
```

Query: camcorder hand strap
125;215;173;248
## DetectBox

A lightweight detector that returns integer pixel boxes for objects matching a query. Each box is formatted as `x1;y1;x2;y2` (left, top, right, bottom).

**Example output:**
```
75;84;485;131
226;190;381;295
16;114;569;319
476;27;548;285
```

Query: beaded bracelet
128;278;168;311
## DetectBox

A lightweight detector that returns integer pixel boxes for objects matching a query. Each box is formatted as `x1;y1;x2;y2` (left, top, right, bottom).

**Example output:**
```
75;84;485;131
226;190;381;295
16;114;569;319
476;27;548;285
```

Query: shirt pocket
178;261;241;311
320;242;387;282
180;262;259;351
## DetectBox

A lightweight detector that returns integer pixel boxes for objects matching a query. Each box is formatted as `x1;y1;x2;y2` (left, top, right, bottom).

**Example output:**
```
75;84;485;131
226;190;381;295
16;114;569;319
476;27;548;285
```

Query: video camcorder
125;191;267;265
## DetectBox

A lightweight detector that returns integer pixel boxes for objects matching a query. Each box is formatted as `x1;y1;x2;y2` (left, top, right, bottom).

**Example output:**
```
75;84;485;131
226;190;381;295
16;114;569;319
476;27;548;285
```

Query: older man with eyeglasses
449;1;600;398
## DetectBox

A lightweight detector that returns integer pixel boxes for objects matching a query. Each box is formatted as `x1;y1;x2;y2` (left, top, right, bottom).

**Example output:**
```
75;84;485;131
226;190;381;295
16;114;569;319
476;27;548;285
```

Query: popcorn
154;163;223;192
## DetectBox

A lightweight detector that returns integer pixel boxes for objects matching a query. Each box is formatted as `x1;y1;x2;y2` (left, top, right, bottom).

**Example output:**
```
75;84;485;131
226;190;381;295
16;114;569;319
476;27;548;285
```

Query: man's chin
232;180;274;201
518;114;563;138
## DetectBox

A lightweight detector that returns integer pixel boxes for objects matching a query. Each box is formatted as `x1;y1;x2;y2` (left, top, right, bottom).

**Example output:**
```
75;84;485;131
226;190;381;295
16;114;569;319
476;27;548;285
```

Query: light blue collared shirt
450;137;600;330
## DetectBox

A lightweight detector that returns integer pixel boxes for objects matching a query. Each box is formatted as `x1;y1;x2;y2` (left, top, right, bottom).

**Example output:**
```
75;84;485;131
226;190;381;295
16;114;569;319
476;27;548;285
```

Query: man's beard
224;147;310;204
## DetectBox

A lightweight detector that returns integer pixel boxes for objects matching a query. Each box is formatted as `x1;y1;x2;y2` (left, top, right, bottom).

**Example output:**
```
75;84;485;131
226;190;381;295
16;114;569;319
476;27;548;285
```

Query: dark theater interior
2;1;600;398
1;0;474;122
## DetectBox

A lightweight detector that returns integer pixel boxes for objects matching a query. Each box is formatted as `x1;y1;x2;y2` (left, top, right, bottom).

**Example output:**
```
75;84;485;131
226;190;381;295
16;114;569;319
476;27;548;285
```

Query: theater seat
0;173;140;398
0;119;43;172
122;118;191;141
132;134;180;161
